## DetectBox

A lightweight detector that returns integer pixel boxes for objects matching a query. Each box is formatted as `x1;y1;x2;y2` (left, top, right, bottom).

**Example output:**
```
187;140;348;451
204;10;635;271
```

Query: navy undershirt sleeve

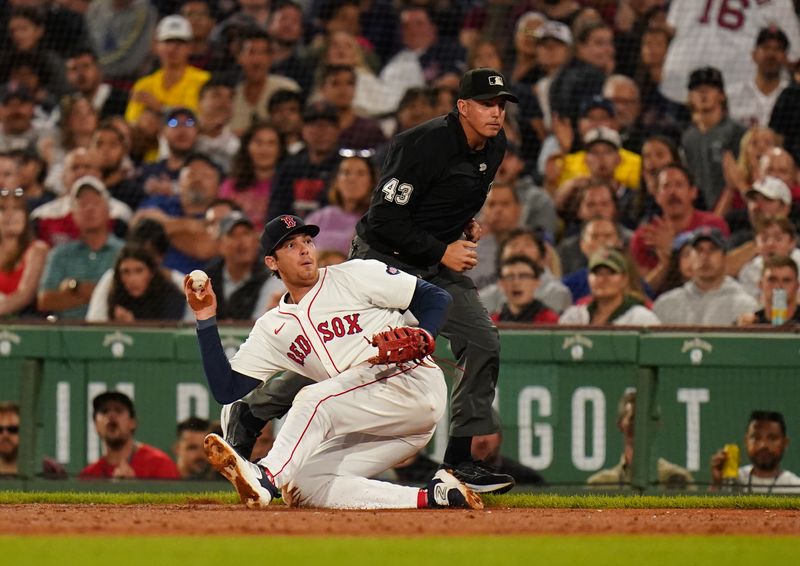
196;317;261;404
406;279;452;337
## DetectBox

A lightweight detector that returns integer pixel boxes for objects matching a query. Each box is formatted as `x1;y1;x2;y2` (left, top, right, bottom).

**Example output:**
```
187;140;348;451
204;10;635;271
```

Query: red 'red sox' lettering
316;314;363;343
287;335;312;365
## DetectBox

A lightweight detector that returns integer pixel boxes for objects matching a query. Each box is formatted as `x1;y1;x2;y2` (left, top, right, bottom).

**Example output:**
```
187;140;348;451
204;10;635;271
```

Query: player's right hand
183;275;217;320
441;240;478;272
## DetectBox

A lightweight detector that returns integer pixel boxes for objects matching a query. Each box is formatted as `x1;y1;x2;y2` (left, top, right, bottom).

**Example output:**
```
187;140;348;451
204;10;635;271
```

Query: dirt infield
1;505;799;536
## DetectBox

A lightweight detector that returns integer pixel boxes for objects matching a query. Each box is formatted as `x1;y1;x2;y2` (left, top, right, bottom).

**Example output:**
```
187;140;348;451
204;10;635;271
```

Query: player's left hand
464;218;482;243
184;275;217;320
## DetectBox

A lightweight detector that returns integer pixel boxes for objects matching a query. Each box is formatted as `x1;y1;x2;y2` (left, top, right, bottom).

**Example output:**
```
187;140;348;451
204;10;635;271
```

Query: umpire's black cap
92;391;136;418
458;68;519;103
260;215;320;256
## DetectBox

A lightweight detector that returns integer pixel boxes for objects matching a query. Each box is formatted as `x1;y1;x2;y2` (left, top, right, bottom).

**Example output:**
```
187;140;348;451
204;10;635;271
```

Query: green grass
2;536;799;566
1;490;799;509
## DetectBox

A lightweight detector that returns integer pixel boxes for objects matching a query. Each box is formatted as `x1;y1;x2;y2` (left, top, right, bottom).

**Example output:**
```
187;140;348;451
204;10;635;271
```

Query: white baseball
189;269;209;292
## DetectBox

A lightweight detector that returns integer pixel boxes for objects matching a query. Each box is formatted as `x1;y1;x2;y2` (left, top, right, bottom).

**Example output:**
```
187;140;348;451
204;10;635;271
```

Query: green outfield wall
1;325;798;488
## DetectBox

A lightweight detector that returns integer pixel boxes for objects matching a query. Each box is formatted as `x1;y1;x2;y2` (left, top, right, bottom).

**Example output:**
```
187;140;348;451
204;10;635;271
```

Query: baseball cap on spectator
589;248;627;274
70;175;110;202
302;101;339;123
746;176;792;205
261;215;320;256
219;211;254;237
579;95;615;118
689;226;727;251
1;84;34;104
533;21;572;45
92;391;135;418
583;126;621;150
756;26;789;50
688;66;725;91
672;231;694;252
157;14;193;41
458;68;519;103
164;107;197;126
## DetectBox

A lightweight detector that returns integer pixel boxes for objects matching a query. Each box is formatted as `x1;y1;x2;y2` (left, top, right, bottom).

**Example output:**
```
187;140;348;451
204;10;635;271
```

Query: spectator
105;243;185;322
195;78;239;174
138;108;199;198
0;151;19;192
549;21;614;125
219;121;282;232
86;217;187;322
267;101;341;219
509;12;547;86
267;0;313;93
85;0;157;81
64;49;129;120
0;401;20;475
630;163;729;278
559;248;660;326
470;183;523;290
37;176;124;319
769;61;800;167
717;126;781;217
37;95;98;187
587;390;694;489
0;84;40;153
532;20;572;131
79;391;180;479
267;89;305;155
738;255;800;326
602;74;645;153
204;211;274;320
180;0;216;70
737;216;800;299
305;155;374;256
709;410;800;494
317;65;385;151
726;176;793;257
30;148;132;248
135;152;221;274
124;15;210;124
479;227;571;314
561;217;624;302
491;255;558;324
760;147;800;202
174;416;215;480
229;29;301;136
636;134;681;222
0;186;49;317
495;143;557;238
728;27;791;128
653;227;758;325
213;0;271;46
681;67;746;211
9;148;54;211
660;1;800;105
650;231;695;297
89;122;145;212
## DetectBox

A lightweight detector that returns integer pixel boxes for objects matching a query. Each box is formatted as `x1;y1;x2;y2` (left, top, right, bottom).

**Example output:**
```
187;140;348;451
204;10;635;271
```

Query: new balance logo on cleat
427;469;483;509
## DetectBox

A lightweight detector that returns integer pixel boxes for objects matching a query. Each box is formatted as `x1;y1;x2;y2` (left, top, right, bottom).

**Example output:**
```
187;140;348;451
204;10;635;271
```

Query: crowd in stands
2;1;800;327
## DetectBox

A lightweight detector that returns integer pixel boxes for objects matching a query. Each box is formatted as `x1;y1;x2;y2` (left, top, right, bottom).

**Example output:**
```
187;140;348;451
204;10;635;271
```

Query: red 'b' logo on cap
281;215;296;228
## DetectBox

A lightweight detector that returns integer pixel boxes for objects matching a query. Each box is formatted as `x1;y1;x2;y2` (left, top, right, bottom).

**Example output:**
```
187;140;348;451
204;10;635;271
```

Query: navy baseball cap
756;26;789;50
92;391;135;418
579;95;615;118
458;68;519;103
689;226;727;251
688;66;725;91
260;215;320;256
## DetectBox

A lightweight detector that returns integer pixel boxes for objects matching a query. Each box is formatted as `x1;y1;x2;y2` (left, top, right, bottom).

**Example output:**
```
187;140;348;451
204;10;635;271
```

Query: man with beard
710;410;800;494
0;402;20;476
65;49;129;120
137;108;200;198
89;122;145;211
174;417;215;480
80;391;180;479
0;85;39;152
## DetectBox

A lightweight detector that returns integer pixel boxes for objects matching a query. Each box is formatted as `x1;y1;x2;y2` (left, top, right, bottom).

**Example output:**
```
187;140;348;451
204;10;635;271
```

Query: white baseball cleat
427;469;484;510
204;433;277;509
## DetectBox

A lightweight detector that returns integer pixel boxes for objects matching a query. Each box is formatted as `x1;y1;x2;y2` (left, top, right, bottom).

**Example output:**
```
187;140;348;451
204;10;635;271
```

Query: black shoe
224;401;263;461
447;460;515;494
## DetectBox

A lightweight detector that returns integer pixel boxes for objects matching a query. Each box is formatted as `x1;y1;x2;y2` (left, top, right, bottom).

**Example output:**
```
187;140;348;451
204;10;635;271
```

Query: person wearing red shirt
79;391;179;480
491;255;559;324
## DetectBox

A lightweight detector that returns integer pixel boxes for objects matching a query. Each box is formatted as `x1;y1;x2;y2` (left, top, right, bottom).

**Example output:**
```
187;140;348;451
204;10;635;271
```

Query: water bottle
771;288;788;326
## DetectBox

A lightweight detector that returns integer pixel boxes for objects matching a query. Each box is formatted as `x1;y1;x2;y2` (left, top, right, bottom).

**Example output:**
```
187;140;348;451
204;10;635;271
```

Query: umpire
350;68;518;494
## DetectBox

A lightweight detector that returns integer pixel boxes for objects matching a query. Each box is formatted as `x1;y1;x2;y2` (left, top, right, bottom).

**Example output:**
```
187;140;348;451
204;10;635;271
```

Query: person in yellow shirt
124;15;210;124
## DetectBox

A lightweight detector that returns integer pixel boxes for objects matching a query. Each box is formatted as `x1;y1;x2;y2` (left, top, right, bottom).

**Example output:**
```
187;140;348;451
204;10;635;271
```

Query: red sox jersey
660;0;800;103
230;259;418;382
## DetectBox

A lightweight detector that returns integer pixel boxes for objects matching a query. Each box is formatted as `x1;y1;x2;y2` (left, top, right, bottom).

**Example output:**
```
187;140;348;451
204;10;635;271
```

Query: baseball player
349;68;517;494
188;214;482;510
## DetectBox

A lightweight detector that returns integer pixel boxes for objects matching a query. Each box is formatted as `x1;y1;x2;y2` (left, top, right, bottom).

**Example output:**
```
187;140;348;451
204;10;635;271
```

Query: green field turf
2;535;799;566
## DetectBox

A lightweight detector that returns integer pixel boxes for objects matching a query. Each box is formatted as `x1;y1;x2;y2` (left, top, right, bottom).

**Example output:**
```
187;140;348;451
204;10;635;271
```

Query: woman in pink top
219;121;283;231
0;188;49;317
305;155;375;255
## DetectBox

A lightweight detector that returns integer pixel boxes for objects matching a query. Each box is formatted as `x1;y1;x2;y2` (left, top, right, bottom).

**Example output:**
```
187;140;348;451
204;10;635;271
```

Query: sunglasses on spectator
339;148;375;158
0;426;19;434
167;118;196;128
0;187;24;198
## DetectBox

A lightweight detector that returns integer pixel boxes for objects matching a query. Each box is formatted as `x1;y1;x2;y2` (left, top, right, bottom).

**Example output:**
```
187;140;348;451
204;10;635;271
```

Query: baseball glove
367;327;435;365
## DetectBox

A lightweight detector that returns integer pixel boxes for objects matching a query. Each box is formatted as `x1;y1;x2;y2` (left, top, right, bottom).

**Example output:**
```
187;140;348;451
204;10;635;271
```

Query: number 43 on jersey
381;178;414;205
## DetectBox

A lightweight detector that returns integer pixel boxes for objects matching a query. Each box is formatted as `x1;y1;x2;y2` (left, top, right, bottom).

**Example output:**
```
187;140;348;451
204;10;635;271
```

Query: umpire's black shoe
447;460;515;494
224;401;263;462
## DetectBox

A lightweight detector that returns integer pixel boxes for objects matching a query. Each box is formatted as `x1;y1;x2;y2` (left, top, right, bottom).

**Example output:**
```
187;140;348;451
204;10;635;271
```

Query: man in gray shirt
654;227;758;325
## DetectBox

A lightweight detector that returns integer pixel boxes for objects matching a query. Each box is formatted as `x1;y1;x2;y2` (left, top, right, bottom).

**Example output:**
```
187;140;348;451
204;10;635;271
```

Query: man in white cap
125;14;210;124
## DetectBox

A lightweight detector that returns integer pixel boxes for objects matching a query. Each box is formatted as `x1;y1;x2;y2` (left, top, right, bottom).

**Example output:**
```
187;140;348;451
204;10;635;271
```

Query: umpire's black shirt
356;109;506;268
